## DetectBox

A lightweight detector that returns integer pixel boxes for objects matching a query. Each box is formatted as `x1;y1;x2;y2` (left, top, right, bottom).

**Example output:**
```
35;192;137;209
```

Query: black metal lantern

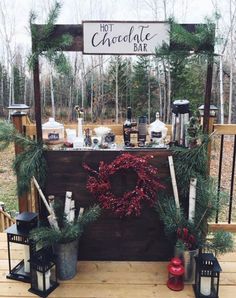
194;253;222;298
28;247;59;298
5;223;35;282
198;105;218;117
7;103;30;115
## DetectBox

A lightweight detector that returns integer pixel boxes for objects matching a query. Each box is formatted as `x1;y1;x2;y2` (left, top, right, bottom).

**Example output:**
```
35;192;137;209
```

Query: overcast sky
0;0;231;54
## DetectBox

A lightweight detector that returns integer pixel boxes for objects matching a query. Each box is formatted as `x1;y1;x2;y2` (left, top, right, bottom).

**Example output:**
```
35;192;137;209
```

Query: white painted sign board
83;21;170;55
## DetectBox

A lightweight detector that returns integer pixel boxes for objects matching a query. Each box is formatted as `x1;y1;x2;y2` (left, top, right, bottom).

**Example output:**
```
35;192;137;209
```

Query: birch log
168;156;180;212
188;178;197;222
64;191;72;215
68;200;75;222
78;207;84;218
48;195;55;215
47;214;59;231
32;176;52;215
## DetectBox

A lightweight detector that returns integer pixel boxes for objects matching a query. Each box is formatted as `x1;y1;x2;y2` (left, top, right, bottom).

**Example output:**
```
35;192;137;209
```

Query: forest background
0;0;236;125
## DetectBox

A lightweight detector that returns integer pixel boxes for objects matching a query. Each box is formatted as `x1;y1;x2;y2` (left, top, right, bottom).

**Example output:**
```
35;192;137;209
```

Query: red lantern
167;257;185;291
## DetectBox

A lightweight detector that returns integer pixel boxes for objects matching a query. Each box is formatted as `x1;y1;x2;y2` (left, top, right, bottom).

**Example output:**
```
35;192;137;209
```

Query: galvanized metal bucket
175;247;199;283
54;239;79;280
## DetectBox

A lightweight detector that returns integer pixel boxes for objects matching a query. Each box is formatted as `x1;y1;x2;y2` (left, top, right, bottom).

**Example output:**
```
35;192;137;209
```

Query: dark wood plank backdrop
44;149;174;261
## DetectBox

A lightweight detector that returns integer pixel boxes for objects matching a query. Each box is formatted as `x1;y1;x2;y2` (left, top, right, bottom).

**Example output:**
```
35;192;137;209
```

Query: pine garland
30;204;102;245
0;121;47;196
156;18;215;58
155;134;234;254
28;1;72;75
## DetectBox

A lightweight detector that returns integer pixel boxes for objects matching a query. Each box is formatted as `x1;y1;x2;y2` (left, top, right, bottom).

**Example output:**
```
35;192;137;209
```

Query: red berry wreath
83;153;164;217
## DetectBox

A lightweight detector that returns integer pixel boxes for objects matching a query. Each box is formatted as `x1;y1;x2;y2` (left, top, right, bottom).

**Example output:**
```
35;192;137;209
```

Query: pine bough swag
0;121;46;196
84;153;164;217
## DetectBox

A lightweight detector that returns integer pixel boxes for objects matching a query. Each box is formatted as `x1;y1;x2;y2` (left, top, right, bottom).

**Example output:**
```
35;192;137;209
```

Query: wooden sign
83;21;170;55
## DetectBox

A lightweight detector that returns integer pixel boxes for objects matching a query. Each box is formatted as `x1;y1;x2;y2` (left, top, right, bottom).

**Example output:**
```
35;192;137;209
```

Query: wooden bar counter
44;148;173;261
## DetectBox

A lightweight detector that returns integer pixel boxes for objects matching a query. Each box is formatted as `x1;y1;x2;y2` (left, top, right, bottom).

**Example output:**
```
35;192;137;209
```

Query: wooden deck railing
208;124;236;231
0;210;15;232
24;123;173;139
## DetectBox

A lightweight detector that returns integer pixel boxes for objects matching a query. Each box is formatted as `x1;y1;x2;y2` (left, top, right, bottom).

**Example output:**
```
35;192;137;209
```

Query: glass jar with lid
42;118;64;144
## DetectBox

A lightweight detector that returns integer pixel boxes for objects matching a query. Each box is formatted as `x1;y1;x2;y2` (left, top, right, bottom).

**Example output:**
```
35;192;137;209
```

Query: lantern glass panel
200;274;212;296
5;224;35;283
29;248;59;297
194;253;221;298
167;272;184;291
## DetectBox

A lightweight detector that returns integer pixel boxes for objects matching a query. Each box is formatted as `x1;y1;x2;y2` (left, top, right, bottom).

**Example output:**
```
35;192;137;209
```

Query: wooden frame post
32;57;42;141
11;114;30;212
203;54;214;134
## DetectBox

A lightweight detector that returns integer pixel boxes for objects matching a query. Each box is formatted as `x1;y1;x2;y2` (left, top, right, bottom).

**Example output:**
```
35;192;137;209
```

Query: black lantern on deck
194;253;222;298
5;223;35;282
29;247;59;298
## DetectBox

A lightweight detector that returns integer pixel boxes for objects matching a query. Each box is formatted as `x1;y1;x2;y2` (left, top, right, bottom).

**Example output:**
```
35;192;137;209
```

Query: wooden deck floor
0;233;235;298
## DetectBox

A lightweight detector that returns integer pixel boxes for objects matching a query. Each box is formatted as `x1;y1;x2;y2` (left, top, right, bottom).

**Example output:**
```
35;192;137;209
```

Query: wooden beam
32;56;42;141
203;55;214;134
33;23;215;53
213;124;236;135
24;123;173;139
11;114;30;212
208;222;236;232
33;24;83;52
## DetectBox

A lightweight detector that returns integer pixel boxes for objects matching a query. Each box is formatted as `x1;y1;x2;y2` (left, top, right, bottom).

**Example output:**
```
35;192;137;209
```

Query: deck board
0;233;235;298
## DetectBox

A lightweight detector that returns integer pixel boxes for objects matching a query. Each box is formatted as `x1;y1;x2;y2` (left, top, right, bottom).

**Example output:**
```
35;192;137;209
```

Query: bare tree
115;58;119;124
49;65;55;119
228;0;234;123
0;0;15;107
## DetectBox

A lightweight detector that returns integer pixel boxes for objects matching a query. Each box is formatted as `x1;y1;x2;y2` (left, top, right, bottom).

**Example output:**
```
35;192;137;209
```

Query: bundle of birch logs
32;176;84;230
168;156;197;222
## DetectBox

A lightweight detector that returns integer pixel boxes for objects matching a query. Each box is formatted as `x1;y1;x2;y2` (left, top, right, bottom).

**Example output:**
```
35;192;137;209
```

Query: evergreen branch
13;142;47;196
205;231;234;255
30;204;102;246
78;205;102;228
44;1;62;37
0;121;47;196
28;0;73;74
195;208;208;231
156;19;215;58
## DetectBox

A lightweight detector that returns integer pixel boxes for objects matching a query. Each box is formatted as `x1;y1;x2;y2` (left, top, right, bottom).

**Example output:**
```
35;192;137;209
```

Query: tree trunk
162;60;167;123
148;68;151;124
157;64;163;119
90;72;94;122
50;67;55;119
67;85;72;122
167;59;171;124
228;0;234;124
219;55;224;124
115;59;119;124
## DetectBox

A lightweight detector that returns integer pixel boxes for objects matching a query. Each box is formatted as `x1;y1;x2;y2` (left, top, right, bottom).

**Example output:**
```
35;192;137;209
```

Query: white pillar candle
36;270;51;291
23;245;30;273
200;277;211;296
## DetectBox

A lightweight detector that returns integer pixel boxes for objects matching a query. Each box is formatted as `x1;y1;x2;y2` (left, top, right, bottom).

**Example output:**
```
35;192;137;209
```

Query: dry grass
0;144;18;214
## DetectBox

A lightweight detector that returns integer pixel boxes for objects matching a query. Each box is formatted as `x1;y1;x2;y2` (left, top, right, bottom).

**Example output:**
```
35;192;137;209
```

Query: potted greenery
155;131;234;283
30;203;101;280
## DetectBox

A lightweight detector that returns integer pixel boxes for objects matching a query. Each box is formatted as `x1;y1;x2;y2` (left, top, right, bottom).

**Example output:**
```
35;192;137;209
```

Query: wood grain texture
0;233;235;298
44;149;173;261
213;124;236;135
